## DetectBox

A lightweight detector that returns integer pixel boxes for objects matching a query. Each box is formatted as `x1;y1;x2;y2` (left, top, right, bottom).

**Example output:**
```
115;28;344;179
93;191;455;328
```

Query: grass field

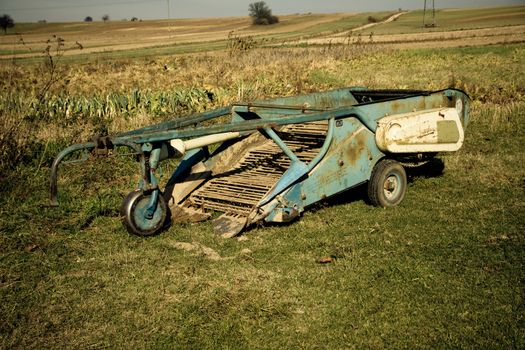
357;5;525;34
1;6;523;59
301;6;525;48
0;12;382;59
1;5;524;349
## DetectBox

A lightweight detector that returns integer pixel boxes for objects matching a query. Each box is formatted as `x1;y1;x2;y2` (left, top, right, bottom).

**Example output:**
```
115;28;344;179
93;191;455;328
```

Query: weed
227;31;259;56
0;35;82;172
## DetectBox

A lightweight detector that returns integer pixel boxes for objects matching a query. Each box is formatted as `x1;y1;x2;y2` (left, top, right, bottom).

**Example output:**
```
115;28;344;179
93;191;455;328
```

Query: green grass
1;43;524;348
364;6;525;34
0;49;31;55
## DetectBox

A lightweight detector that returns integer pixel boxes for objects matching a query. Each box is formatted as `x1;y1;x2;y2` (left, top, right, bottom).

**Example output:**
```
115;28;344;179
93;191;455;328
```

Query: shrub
248;2;279;25
0;14;15;34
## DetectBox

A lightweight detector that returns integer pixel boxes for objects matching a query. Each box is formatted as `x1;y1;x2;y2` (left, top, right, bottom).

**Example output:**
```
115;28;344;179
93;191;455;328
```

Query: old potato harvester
50;88;469;237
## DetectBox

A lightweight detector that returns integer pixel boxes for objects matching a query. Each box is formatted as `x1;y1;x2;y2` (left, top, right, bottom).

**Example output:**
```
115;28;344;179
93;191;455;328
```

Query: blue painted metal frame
261;117;385;223
49;87;470;230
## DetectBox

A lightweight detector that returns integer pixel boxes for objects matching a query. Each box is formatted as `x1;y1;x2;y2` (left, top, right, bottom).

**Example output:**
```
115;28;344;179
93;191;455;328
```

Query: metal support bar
145;147;161;219
118;106;231;137
263;127;300;163
233;102;328;112
307;118;335;172
257;118;335;207
256;127;307;207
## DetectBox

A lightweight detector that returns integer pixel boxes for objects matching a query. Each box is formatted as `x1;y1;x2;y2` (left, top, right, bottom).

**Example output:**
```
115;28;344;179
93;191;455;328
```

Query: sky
0;0;523;23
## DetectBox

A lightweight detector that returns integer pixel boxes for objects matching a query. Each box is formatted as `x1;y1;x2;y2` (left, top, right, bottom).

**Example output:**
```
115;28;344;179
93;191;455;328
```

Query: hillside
0;5;523;59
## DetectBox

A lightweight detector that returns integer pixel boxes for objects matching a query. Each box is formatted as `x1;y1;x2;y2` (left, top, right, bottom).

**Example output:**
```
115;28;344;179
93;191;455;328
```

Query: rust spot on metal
346;130;367;166
416;98;427;111
390;101;401;114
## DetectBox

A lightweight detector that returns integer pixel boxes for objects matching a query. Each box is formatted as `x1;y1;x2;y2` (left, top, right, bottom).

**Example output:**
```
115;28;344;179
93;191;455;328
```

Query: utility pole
422;0;436;27
423;0;427;27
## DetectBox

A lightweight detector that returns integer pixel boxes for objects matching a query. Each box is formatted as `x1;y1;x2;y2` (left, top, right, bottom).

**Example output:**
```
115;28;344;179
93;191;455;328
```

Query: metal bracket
92;135;114;157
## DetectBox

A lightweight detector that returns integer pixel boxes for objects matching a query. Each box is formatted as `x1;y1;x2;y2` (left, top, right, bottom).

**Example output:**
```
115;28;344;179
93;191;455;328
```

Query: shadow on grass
405;157;445;180
243;157;446;234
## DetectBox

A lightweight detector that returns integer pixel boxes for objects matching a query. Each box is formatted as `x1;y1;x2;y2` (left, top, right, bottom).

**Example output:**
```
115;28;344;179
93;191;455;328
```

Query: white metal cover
375;107;464;153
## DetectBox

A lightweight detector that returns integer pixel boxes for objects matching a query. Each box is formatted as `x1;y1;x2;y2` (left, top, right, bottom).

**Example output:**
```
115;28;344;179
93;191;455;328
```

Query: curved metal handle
49;142;95;206
49;140;144;206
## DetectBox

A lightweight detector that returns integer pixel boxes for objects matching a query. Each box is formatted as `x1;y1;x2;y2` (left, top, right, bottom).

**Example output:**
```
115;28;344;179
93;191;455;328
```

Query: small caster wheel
120;190;169;236
368;159;407;207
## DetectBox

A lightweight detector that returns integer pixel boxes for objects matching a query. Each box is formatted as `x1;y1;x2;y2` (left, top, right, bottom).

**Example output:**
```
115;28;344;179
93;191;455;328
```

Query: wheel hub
384;175;399;199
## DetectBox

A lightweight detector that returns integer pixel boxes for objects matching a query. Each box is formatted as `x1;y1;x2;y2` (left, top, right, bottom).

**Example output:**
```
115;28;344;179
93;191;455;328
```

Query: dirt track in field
335;11;407;34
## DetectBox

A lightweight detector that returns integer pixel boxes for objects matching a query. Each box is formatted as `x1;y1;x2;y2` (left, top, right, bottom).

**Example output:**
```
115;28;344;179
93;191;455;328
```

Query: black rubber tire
368;159;407;208
120;190;169;237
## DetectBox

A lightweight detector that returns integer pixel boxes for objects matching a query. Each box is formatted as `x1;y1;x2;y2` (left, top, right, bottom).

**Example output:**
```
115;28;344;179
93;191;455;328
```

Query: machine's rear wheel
368;159;407;207
120;190;169;236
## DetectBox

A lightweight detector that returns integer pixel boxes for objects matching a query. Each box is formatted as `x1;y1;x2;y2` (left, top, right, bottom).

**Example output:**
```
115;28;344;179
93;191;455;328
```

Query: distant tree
248;2;278;25
131;17;139;22
38;19;47;24
102;14;110;22
0;14;15;34
84;16;93;22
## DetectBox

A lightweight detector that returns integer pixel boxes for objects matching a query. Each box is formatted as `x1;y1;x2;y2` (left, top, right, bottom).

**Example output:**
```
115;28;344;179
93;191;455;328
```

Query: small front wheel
368;159;407;208
120;190;169;236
